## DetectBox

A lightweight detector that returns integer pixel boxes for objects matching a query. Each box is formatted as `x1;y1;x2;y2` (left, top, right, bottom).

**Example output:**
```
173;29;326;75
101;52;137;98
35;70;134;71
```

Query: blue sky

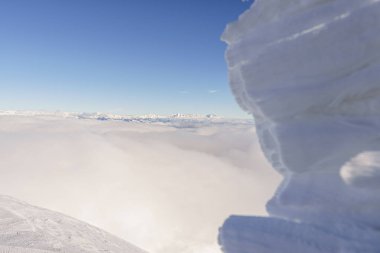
0;0;251;117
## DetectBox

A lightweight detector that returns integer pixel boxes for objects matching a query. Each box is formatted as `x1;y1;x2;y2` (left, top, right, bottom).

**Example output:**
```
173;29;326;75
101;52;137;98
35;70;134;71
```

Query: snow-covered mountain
0;110;251;128
0;195;147;253
0;110;223;121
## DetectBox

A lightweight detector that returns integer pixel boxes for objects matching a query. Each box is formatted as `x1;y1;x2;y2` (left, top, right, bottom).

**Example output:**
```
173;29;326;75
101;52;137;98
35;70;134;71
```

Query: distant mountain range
0;110;252;125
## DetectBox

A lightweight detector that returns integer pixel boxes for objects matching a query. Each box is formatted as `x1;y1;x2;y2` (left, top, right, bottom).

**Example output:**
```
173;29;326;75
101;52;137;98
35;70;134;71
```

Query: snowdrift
0;195;146;253
220;0;380;252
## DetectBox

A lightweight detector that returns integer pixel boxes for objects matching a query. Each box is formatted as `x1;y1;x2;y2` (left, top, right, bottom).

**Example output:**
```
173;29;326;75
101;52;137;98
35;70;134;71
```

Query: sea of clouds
0;113;280;253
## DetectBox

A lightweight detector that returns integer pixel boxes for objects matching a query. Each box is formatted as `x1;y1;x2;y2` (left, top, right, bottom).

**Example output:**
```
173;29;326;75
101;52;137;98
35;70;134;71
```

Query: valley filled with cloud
0;112;280;253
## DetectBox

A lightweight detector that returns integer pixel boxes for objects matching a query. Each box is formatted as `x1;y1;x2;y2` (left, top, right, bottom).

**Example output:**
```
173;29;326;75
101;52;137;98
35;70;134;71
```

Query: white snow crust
0;195;146;253
220;0;380;252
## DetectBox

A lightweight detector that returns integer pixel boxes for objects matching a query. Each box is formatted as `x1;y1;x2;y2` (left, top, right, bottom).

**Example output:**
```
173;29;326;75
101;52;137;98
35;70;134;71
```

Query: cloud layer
0;115;280;253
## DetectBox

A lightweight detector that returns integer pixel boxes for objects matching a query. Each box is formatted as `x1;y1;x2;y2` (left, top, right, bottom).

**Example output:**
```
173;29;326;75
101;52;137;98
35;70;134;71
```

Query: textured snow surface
0;195;146;253
220;0;380;252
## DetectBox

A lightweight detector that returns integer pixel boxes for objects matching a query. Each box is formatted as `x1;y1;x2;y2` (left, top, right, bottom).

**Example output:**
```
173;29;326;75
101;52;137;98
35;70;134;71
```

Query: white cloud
0;115;280;253
208;90;218;94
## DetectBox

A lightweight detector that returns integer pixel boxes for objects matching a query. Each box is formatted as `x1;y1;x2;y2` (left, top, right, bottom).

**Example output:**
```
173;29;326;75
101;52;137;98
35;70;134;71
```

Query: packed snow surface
220;0;380;252
0;111;280;253
0;195;146;253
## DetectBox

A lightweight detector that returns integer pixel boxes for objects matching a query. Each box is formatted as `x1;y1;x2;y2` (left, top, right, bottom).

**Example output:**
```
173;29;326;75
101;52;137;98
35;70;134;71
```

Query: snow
220;0;380;252
0;195;146;253
0;112;280;253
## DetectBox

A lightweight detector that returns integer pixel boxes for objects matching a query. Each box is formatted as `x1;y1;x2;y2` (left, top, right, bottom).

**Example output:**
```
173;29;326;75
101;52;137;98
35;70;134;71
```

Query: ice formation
219;0;380;252
0;195;146;253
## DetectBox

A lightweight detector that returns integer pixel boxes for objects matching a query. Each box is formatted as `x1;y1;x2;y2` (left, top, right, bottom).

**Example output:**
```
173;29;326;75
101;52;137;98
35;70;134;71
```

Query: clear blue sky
0;0;251;117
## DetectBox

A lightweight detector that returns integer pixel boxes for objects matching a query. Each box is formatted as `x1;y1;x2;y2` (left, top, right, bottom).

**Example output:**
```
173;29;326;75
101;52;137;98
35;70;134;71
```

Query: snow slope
220;0;380;252
0;195;147;253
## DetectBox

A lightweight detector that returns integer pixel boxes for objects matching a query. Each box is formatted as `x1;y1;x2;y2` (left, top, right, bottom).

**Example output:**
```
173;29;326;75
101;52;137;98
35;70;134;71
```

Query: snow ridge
0;195;147;253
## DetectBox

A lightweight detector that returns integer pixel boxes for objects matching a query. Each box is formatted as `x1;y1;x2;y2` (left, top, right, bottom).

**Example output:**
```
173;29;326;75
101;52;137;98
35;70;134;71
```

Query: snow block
220;0;380;252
